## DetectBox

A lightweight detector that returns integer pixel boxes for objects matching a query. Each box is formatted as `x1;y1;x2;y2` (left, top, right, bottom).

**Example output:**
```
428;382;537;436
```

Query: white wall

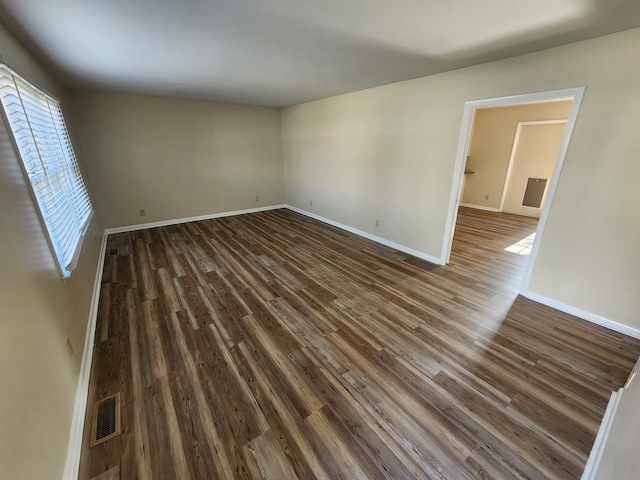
282;27;640;332
69;92;285;229
593;360;640;479
0;23;104;480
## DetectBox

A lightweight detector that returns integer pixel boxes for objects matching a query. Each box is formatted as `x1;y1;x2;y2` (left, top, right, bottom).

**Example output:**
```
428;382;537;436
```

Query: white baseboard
105;204;287;234
63;231;108;480
522;290;640;339
581;388;624;480
459;203;500;212
285;205;443;265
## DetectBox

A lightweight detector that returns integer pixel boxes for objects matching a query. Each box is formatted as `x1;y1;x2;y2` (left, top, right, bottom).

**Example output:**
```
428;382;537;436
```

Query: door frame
498;119;568;214
441;87;585;292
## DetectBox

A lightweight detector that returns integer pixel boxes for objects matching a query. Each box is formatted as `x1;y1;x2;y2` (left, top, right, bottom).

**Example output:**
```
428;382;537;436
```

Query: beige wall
462;101;572;210
0;23;104;480
501;122;566;218
282;27;640;331
68;92;285;229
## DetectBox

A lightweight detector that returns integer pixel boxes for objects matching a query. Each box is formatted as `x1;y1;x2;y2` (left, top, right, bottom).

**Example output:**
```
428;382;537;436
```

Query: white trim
459;203;500;212
498;119;568;214
442;105;477;263
458;90;576;110
522;290;640;339
63;230;108;480
516;119;569;126
105;205;286;234
443;87;586;282
286;205;443;265
499;124;525;213
581;388;624;480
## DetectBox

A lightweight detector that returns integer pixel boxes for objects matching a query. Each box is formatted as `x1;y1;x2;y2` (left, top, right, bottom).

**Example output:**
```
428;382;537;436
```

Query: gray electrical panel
522;178;547;208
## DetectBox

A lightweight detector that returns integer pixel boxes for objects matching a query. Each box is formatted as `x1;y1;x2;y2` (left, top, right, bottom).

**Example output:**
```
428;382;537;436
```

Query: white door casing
442;87;585;294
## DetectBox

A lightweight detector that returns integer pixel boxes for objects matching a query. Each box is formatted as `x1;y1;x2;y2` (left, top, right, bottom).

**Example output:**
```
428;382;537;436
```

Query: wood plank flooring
80;207;640;479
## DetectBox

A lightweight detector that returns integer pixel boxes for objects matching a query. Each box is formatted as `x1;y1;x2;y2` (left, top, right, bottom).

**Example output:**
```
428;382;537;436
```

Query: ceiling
1;0;639;107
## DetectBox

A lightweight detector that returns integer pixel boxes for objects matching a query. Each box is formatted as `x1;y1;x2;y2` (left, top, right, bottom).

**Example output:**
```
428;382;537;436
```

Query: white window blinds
0;64;93;278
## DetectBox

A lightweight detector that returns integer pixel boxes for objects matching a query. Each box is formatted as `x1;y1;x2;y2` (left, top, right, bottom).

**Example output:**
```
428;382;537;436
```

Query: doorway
500;120;567;217
442;87;585;291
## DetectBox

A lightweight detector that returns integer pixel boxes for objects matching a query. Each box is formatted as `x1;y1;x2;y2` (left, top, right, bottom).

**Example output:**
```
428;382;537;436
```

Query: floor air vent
90;393;121;447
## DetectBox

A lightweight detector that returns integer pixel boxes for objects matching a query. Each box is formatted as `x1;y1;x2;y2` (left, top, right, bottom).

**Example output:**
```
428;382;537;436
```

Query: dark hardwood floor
79;207;640;479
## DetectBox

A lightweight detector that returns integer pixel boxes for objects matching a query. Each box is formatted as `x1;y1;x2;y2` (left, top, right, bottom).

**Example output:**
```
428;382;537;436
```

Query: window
0;64;93;278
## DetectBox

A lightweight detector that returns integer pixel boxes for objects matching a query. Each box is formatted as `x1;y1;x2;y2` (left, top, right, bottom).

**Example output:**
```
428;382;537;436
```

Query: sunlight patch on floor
505;232;536;256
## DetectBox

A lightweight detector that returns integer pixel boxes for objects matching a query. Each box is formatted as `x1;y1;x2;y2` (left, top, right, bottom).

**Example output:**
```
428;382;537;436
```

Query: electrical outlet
310;200;313;207
255;196;260;202
139;209;146;217
65;337;73;358
375;219;380;228
485;195;490;200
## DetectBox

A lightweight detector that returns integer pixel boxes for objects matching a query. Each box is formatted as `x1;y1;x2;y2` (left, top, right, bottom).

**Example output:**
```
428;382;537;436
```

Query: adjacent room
451;98;574;286
1;1;640;479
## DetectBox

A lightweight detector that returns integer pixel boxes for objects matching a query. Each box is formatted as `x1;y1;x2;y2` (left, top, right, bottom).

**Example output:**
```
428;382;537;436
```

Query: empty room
1;1;640;479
